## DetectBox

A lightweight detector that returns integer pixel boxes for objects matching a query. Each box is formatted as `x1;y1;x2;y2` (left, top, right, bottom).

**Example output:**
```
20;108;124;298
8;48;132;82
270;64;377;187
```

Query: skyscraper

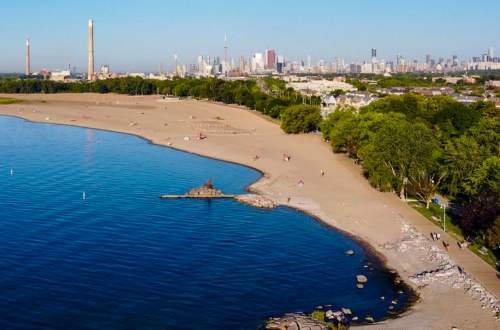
88;20;94;80
372;49;376;58
488;47;494;60
266;49;275;69
426;54;431;66
306;55;311;68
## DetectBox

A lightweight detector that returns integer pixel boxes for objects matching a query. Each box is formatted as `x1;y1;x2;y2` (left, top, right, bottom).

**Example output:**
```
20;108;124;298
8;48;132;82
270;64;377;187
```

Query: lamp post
441;203;446;231
403;179;408;203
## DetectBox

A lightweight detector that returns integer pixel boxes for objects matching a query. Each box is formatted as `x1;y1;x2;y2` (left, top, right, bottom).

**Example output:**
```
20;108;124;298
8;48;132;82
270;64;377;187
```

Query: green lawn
0;97;25;105
408;201;499;269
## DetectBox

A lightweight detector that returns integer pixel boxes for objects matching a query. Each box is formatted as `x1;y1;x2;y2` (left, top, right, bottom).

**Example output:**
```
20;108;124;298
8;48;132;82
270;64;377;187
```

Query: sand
1;93;499;329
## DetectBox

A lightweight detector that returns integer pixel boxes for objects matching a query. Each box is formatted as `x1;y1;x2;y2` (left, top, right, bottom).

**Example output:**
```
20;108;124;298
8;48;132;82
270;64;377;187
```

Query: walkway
338;154;500;300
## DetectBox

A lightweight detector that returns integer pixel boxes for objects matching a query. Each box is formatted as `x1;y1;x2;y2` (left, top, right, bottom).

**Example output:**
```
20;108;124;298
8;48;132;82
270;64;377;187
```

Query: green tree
280;105;321;133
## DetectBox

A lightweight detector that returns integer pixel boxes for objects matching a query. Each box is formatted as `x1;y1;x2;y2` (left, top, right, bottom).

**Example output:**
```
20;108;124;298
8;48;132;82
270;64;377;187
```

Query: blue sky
1;0;499;73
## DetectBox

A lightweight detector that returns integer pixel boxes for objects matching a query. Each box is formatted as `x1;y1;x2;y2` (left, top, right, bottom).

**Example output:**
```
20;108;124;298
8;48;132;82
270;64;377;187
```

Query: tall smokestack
159;63;162;75
175;54;177;76
26;39;30;76
88;20;94;80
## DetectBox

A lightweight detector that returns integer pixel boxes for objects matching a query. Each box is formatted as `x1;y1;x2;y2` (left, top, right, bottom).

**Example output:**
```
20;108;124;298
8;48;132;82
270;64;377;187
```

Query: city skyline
1;0;500;73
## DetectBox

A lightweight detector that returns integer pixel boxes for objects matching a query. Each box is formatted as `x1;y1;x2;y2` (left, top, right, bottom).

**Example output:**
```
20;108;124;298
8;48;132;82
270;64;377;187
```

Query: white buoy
10;169;13;175
83;192;86;200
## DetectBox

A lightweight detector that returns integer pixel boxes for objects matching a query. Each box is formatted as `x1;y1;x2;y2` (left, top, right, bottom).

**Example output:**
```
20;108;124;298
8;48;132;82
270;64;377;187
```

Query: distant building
266;49;275;69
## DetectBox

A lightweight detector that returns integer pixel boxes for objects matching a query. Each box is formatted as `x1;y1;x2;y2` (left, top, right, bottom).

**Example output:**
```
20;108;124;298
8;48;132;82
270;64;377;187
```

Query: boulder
341;308;352;315
357;275;368;283
352;317;359;321
366;316;374;322
345;250;354;255
357;284;364;289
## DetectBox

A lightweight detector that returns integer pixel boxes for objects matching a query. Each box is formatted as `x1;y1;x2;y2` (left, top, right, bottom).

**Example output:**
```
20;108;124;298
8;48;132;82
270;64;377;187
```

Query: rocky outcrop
185;186;225;197
234;194;277;209
384;223;500;316
266;313;328;330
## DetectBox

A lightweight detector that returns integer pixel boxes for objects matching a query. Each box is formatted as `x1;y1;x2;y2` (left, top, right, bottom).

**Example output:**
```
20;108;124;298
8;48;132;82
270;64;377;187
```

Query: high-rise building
488;47;494;59
266;49;275;69
426;54;431;66
88;20;94;80
453;55;458;66
252;53;263;72
483;54;488;62
276;55;284;73
372;49;376;58
306;55;311;68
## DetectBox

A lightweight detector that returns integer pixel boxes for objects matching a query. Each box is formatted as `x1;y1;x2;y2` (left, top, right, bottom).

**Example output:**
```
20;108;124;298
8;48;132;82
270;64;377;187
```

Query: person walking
320;170;324;178
437;233;441;241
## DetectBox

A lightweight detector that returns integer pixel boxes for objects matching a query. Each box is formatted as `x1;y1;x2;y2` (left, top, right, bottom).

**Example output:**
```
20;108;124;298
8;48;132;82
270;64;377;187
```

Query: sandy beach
1;93;499;329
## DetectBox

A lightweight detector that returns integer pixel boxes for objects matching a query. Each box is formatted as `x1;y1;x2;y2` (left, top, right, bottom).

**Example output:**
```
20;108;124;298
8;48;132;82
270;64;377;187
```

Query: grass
0;97;25;105
311;310;325;322
408;200;500;269
212;116;224;120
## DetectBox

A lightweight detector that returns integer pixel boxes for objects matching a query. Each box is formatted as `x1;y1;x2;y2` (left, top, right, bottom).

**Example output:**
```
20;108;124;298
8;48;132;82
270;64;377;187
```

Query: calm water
0;116;408;329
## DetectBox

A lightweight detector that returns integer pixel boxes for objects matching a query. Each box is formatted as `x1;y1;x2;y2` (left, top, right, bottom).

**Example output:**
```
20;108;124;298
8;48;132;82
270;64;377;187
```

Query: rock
352;317;358;321
186;186;224;197
325;310;333;318
398;290;403;294
345;250;354;255
388;305;394;310
366;316;374;322
381;296;385;300
324;304;332;308
341;308;352;315
357;284;364;289
316;306;323;310
234;194;277;209
357;275;368;283
391;300;397;305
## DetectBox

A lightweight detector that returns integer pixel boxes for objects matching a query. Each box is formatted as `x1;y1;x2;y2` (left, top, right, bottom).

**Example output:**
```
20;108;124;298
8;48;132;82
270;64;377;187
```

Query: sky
1;0;499;73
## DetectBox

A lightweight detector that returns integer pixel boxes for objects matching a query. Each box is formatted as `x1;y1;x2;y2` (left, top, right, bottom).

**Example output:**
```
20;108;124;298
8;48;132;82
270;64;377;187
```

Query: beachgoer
446;242;450;251
437;233;441;241
460;242;464;250
432;233;436;241
287;196;291;203
321;170;324;178
199;133;203;140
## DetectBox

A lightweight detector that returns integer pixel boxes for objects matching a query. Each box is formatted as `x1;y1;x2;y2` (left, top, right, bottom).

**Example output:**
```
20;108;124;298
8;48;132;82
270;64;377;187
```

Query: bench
479;247;488;255
432;215;441;221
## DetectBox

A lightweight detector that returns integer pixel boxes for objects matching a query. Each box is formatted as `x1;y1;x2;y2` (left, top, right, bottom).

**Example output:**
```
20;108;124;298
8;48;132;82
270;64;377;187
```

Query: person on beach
446;242;450;251
437;233;441;241
321;170;324;178
460;242;464;250
287;196;291;203
432;233;436;241
254;155;259;161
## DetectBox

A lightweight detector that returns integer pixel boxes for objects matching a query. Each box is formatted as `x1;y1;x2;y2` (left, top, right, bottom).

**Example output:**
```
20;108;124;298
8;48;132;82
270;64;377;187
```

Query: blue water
0;116;408;329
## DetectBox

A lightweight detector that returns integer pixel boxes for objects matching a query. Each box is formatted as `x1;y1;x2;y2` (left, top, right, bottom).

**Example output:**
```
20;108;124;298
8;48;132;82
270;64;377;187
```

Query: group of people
431;232;441;241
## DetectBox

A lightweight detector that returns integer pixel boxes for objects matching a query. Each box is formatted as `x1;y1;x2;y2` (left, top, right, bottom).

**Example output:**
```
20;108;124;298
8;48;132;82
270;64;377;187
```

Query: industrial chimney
88;20;94;80
26;39;30;76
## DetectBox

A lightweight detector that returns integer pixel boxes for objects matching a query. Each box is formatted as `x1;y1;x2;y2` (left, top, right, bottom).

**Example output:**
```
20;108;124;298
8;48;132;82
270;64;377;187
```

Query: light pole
441;203;446;231
404;179;408;203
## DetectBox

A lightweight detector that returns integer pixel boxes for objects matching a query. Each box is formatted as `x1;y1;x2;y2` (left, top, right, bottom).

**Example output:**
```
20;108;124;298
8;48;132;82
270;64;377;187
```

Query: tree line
320;93;500;249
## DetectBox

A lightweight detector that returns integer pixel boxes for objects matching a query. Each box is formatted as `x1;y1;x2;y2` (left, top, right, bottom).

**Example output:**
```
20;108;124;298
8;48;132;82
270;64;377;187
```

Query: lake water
0;116;409;329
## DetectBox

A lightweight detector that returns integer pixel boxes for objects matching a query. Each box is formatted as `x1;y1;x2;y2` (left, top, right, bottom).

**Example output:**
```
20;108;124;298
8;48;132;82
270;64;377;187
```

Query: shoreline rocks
384;223;500;317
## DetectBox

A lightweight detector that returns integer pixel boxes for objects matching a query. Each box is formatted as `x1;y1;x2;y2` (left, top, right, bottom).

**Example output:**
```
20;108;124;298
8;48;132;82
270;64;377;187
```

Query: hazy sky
1;0;499;73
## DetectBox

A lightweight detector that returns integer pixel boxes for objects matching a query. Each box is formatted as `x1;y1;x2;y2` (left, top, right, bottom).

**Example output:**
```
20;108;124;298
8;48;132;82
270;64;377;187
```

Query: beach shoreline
1;93;499;329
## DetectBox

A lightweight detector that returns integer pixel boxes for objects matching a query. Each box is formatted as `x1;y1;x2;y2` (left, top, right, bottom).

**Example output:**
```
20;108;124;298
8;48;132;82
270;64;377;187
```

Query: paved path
338;154;500;299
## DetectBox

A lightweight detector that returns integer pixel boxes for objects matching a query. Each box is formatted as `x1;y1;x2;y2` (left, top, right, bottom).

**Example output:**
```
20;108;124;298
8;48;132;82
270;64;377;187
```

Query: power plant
26;39;30;76
88;20;94;80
